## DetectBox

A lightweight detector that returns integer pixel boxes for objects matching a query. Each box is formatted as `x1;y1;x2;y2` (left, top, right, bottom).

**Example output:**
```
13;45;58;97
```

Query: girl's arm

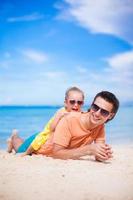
50;110;69;132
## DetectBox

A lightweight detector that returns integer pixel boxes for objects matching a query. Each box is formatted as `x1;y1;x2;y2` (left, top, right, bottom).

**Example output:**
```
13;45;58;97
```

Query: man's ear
108;113;115;120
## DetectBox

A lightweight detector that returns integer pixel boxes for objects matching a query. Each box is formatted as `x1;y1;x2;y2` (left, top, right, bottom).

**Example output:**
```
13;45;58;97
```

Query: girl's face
64;91;84;112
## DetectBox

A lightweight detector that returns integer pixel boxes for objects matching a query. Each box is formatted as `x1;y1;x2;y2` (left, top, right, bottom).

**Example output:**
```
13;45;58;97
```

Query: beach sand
0;144;133;200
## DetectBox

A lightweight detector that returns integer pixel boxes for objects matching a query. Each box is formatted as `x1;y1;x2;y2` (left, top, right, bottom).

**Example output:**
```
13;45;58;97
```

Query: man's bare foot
7;138;13;153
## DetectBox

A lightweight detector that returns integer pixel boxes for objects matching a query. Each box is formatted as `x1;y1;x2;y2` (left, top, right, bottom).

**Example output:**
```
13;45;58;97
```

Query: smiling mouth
72;108;79;111
92;114;101;121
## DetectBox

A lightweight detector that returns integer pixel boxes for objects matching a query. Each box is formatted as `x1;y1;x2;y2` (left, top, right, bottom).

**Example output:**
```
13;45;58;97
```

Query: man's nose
95;109;101;116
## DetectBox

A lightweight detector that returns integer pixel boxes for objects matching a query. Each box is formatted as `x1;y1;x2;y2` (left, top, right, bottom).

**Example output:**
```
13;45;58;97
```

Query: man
37;91;119;162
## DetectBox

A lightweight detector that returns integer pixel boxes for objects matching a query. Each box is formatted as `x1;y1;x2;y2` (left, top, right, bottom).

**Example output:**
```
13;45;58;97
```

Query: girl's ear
64;100;67;108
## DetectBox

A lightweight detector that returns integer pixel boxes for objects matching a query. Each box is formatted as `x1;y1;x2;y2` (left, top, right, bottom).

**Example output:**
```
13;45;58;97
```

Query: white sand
0;144;133;200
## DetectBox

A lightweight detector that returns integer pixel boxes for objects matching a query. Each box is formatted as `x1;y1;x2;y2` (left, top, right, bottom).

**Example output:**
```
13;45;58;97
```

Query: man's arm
51;143;112;161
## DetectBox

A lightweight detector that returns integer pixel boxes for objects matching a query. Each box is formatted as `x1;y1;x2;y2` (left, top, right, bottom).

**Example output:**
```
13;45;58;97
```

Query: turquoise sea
0;105;133;149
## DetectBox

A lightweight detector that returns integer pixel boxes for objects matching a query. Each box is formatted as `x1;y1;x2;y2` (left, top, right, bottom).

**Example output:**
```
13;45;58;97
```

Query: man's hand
90;143;113;161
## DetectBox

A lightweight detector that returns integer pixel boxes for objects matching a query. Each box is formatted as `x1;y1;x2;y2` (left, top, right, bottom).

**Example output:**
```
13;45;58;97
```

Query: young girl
7;86;85;156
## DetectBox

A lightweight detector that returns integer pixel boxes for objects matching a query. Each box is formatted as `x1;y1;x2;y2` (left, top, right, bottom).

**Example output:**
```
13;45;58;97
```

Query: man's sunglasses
69;100;83;106
91;103;110;117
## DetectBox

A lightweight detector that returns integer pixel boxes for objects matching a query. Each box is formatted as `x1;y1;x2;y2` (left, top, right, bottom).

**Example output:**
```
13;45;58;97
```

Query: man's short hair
93;91;119;114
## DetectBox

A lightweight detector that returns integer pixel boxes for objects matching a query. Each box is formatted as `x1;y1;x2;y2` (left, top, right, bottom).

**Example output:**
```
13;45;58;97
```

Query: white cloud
64;51;133;103
76;66;88;73
44;71;66;79
1;51;133;104
60;0;133;44
104;50;133;85
7;12;44;22
22;49;48;63
0;61;132;104
84;50;133;102
106;51;133;71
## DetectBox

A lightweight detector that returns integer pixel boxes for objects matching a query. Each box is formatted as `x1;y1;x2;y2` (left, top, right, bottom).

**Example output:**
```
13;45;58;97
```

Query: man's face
90;96;114;125
65;91;84;112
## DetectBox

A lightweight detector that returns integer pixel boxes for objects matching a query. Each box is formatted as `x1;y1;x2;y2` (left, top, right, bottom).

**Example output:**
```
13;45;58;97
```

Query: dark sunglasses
91;103;110;117
69;100;83;106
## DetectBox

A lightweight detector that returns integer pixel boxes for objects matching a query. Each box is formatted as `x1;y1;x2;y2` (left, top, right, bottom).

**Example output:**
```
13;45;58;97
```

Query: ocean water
0;105;133;149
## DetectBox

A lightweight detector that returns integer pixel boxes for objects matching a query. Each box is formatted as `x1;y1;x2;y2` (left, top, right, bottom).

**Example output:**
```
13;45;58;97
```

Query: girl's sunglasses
69;100;83;106
91;103;110;117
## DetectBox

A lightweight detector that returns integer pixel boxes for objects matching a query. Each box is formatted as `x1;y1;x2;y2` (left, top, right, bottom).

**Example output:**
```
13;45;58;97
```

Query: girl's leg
7;138;13;153
7;129;24;153
7;129;18;153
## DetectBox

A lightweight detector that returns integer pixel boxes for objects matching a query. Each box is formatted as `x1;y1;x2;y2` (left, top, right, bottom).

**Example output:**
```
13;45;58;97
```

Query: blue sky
0;0;133;105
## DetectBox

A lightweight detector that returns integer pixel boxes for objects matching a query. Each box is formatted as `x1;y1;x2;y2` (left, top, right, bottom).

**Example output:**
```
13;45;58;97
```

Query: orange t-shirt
37;112;105;156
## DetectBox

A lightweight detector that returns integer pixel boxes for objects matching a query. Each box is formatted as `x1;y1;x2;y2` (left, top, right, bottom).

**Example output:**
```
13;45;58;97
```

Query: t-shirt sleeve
95;125;106;143
52;117;72;147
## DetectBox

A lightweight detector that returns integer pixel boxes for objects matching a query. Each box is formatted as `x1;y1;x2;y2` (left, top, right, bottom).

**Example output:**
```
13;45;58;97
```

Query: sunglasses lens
69;100;75;105
91;104;110;117
77;101;83;105
69;100;83;105
100;109;109;117
91;104;99;111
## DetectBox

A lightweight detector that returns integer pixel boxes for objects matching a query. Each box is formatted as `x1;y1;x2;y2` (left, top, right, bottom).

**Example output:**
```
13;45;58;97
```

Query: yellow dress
31;107;65;151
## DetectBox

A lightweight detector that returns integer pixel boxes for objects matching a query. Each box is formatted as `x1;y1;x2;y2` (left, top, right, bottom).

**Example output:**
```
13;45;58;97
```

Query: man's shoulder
65;111;82;120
